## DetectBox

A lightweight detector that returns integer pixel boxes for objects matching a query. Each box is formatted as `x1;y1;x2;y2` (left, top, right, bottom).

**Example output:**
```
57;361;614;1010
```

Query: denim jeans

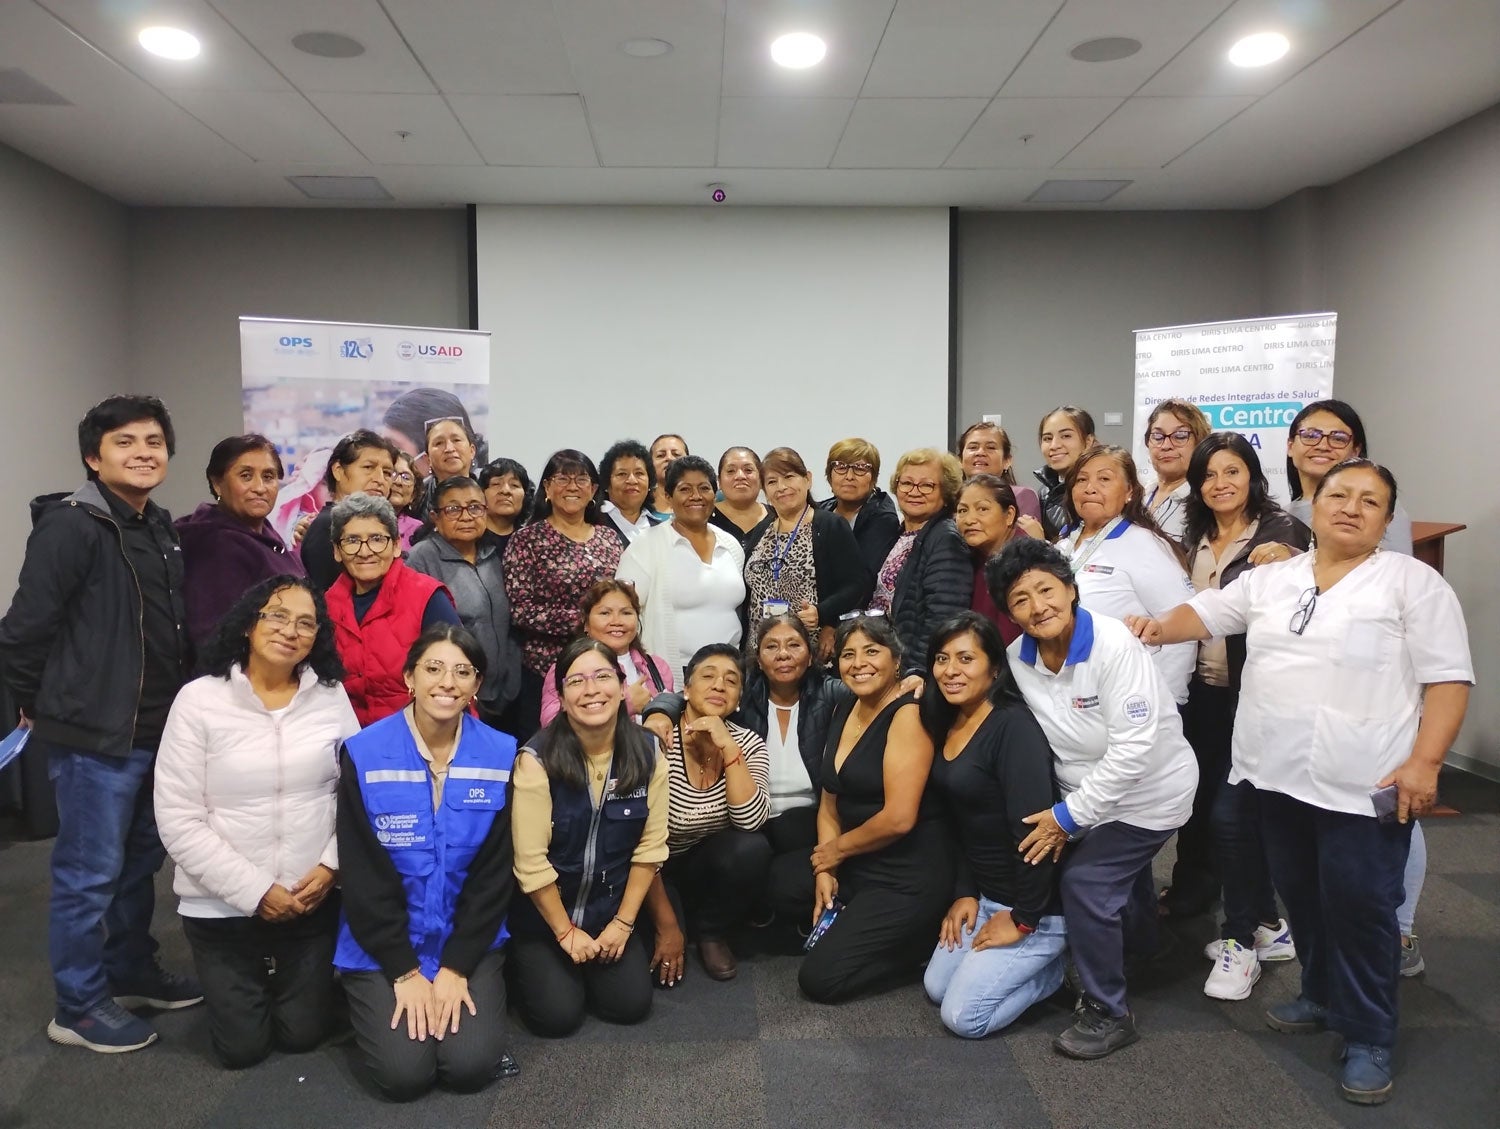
46;743;165;1017
923;900;1067;1038
1215;779;1279;946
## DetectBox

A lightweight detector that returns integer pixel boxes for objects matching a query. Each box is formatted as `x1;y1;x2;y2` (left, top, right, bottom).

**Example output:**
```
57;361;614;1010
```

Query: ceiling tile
169;91;366;163
832;98;988;168
1000;0;1228;97
33;0;291;91
946;97;1124;168
209;0;434;94
723;0;896;98
861;0;1063;98
381;0;577;94
308;93;482;165
1138;0;1400;98
717;98;854;167
1058;96;1254;168
448;95;598;166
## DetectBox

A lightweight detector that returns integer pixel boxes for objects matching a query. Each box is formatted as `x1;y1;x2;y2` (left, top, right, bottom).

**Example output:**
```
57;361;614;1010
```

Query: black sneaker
1053;997;1140;1060
112;961;204;1011
47;1000;158;1053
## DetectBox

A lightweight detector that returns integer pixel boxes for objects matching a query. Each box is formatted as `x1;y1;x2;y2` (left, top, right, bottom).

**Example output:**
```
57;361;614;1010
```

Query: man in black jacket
0;395;201;1053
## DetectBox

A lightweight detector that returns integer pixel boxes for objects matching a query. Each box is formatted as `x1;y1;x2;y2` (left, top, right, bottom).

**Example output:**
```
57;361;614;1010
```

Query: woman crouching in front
507;638;669;1036
921;612;1066;1038
987;539;1197;1060
335;625;517;1102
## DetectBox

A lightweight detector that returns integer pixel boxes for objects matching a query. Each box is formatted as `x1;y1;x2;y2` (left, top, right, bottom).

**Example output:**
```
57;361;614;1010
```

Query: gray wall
0;144;129;592
956;211;1265;456
128;207;469;517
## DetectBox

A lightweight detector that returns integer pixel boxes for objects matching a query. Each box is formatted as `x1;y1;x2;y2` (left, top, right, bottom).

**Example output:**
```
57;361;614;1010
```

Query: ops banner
240;317;491;544
1132;313;1336;502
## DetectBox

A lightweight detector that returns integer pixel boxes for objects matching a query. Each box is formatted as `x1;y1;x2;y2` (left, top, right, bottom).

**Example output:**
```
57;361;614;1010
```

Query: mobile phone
1369;784;1399;824
804;899;845;951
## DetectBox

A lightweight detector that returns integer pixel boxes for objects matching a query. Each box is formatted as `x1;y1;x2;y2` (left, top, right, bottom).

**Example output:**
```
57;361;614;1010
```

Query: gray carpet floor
3;777;1498;1129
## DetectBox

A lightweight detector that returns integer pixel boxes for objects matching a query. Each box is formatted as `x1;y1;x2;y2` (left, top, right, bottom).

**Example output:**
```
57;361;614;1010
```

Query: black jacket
1185;507;1311;691
0;481;184;756
891;517;973;676
1032;467;1067;538
743;506;874;626
818;489;901;584
642;665;850;788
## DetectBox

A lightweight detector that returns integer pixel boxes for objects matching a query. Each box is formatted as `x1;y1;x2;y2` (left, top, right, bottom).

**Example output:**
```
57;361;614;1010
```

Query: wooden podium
1412;521;1467;576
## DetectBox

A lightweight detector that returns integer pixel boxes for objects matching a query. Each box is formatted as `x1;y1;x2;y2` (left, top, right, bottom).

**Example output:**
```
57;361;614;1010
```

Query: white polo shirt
1190;551;1472;816
1062;521;1197;704
1009;608;1198;833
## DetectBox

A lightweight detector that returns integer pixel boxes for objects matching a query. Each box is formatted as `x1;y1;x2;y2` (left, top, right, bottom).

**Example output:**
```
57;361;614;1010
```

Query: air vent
1027;179;1133;204
0;69;72;106
287;175;393;201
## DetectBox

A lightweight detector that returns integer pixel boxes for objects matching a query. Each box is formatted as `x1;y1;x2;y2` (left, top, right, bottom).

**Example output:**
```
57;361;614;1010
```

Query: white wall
956;211;1265;466
475;206;951;482
128;207;468;517
1312;105;1499;773
0;143;128;592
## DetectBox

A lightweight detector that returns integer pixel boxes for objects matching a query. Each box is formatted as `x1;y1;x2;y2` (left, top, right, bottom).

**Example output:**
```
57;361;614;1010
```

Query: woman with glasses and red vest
323;494;460;726
335;624;517;1103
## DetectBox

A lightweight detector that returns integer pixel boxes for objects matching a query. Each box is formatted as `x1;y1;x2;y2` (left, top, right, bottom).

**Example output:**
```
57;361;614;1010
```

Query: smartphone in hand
805;899;845;951
1369;784;1399;824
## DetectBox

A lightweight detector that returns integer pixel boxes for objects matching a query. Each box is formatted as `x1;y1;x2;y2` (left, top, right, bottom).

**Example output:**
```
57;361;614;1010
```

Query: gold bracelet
393;968;421;985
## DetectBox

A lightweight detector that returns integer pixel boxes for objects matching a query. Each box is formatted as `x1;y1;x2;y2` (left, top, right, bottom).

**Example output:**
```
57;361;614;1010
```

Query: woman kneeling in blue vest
335;624;517;1102
508;636;670;1036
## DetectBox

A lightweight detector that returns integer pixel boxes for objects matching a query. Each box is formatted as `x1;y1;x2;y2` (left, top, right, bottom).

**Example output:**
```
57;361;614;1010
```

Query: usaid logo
340;337;374;359
419;343;463;358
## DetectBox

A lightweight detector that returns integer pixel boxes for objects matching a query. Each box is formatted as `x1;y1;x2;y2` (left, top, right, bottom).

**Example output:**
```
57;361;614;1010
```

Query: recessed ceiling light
292;32;366;59
620;38;673;58
770;32;826;69
1027;179;1133;204
1070;37;1142;63
138;26;201;61
1228;31;1290;68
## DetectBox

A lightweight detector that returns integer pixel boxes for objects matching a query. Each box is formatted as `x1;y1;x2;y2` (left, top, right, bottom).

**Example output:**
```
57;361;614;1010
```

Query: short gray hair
330;493;398;542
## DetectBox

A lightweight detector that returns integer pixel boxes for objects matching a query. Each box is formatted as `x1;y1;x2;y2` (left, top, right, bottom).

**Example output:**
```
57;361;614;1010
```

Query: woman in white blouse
1141;399;1210;540
617;455;746;683
155;576;360;1068
1058;445;1196;703
1128;459;1472;1107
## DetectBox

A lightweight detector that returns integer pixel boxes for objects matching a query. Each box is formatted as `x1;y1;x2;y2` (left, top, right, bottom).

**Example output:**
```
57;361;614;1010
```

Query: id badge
762;599;790;618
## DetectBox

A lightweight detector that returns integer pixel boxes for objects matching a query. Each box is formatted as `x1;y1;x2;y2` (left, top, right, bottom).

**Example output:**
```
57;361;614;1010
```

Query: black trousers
765;806;819;927
1166;680;1233;912
180;897;340;1069
342;949;509;1103
509;933;652;1037
495;668;544;742
662;827;773;940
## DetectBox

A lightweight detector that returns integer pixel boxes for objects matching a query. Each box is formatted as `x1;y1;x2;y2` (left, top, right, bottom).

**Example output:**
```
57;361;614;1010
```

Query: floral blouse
503;520;623;674
870;530;917;613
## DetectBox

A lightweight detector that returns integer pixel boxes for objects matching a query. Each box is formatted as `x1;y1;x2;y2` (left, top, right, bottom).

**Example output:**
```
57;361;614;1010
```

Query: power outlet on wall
982;413;1003;426
1103;411;1124;426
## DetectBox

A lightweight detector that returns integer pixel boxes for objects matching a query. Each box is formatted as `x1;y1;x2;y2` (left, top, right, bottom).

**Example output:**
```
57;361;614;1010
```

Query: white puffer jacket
155;664;361;918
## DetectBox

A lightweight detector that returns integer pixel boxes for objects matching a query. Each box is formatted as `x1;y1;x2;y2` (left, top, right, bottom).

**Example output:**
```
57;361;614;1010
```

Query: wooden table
1412;521;1467;575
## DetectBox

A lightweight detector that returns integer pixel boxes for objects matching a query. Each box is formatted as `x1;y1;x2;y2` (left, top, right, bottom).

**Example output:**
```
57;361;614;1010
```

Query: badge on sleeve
1124;696;1152;723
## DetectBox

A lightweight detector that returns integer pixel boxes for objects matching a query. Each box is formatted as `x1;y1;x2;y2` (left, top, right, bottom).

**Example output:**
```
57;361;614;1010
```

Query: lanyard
770;506;809;585
1067;515;1125;572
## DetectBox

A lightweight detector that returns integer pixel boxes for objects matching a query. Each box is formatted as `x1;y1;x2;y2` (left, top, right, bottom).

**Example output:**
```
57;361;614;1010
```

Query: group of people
0;391;1471;1109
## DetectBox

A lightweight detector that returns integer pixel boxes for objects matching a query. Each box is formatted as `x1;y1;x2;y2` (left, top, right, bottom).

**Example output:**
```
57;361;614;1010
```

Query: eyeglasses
563;669;621;691
1147;428;1195;447
895;479;939;496
548;473;593;488
1295;427;1353;449
437;502;488;518
338;533;393;554
831;461;873;477
838;609;889;622
423;415;467;431
416;659;479;682
391;471;414;484
257;610;320;637
1289;586;1319;635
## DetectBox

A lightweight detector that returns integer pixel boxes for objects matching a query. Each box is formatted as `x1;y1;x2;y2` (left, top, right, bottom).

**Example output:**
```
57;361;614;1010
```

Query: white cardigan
154;665;361;919
617;520;745;681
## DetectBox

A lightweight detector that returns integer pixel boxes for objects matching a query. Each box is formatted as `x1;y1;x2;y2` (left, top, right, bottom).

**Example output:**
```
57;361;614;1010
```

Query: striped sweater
665;720;770;854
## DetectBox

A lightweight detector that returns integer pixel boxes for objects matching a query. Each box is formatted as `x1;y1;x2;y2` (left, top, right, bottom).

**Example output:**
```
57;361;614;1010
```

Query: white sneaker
1202;918;1296;962
1204;939;1262;1001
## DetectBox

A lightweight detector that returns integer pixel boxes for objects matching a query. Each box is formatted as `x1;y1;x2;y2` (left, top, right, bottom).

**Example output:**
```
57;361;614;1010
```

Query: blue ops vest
507;747;651;940
335;711;517;979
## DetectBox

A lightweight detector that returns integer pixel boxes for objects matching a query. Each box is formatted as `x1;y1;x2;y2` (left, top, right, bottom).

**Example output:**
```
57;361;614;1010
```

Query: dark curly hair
197;576;344;686
985;538;1079;615
478;457;536;523
599;439;657;503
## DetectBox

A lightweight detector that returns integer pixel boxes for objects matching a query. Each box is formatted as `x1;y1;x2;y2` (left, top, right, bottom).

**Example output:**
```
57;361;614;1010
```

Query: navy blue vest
508;749;650;939
335;711;517;978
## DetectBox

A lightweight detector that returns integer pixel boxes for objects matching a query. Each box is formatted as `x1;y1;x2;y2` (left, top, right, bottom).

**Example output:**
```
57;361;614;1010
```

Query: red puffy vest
326;558;450;726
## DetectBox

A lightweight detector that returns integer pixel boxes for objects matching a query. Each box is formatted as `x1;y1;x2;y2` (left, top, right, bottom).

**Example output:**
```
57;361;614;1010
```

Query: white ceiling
0;0;1495;209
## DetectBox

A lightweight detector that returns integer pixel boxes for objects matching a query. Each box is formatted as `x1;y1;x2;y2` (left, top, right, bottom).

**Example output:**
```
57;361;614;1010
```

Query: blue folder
0;725;31;772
